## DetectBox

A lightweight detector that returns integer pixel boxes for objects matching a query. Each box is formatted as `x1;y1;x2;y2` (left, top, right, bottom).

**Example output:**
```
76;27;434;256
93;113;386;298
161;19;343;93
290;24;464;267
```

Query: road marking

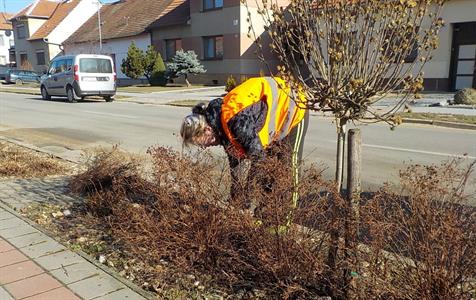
364;143;476;159
81;111;138;119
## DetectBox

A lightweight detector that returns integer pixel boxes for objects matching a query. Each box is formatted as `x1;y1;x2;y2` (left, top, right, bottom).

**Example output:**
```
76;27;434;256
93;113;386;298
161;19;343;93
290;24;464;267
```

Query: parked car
40;54;116;102
4;69;41;84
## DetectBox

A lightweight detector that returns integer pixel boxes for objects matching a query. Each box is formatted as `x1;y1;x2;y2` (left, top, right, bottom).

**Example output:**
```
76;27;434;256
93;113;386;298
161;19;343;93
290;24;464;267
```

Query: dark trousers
248;110;309;224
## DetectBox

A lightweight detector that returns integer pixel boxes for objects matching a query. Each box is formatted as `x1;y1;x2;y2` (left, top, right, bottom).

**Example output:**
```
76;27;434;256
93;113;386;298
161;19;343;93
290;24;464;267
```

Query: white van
40;54;116;102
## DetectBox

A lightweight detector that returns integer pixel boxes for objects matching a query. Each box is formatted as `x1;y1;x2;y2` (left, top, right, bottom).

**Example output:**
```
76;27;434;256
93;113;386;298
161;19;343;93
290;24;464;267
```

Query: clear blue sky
2;0;116;14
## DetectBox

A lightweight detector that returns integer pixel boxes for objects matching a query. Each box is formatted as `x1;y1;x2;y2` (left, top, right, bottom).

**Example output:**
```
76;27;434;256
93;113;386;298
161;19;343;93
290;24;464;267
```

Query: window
19;53;28;66
203;36;223;60
57;60;67;73
0;34;4;47
203;0;223;11
48;60;58;74
165;39;182;60
66;59;73;72
17;25;26;39
36;51;45;66
79;58;112;73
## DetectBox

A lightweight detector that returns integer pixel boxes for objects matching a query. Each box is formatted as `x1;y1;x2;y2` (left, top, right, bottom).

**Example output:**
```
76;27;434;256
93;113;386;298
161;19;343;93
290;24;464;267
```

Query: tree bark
335;119;347;192
345;128;362;298
184;74;190;87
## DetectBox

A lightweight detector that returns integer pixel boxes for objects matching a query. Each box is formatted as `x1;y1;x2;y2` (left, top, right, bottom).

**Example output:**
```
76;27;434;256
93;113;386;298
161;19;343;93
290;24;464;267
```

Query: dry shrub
68;146;149;216
68;145;475;299
0;141;68;178
359;160;476;299
70;145;342;298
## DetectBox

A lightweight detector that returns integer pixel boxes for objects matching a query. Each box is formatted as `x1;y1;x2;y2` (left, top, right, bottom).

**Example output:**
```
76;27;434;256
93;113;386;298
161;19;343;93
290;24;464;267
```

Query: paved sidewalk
0;177;151;300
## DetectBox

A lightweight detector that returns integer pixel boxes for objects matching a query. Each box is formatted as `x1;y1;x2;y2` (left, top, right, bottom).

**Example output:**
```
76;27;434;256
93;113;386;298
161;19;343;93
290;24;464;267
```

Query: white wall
0;30;14;65
422;0;476;78
64;33;151;79
47;0;99;45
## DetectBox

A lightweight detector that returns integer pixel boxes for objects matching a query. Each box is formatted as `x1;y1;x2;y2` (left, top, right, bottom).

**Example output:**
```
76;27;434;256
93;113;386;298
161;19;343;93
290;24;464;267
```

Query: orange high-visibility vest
221;77;307;158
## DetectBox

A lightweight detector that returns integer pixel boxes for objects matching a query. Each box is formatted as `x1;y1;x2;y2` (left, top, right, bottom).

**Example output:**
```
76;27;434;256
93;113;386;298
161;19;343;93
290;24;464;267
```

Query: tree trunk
345;128;362;298
335;119;347;192
325;118;347;297
184;74;191;87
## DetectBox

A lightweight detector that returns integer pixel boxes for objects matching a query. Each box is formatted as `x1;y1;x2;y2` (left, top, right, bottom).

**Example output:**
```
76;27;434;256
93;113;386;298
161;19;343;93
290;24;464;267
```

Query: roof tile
0;13;13;30
65;0;189;44
29;0;80;40
12;0;60;19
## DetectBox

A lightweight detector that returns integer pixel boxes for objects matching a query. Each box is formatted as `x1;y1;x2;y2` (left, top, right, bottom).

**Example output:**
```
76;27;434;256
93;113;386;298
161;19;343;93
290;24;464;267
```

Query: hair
180;113;208;147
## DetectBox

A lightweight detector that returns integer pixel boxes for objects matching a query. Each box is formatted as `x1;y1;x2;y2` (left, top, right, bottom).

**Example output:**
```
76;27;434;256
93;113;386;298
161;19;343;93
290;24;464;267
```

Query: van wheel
15;79;23;85
41;86;51;100
104;96;114;102
66;86;76;103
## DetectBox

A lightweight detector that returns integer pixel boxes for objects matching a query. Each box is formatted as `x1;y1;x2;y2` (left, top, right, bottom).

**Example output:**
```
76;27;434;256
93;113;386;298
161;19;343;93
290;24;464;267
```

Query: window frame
36;50;46;66
203;0;223;11
19;52;28;66
165;39;182;61
17;24;26;39
203;35;223;60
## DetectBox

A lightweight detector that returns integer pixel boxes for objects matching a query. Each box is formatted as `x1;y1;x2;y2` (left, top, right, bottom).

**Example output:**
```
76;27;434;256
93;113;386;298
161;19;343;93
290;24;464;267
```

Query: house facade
149;0;289;85
148;0;475;90
0;13;15;67
9;0;98;73
63;0;187;84
422;0;476;91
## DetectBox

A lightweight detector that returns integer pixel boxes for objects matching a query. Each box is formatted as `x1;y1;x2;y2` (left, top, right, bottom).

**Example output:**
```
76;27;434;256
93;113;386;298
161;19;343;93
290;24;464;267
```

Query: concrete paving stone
4;202;28;210
0;286;14;300
4;273;62;299
0;224;39;239
0;217;27;230
0;260;45;284
21;239;66;259
68;273;125;300
0;211;14;221
0;239;15;252
94;288;148;300
8;232;48;248
50;261;101;285
22;287;81;300
34;249;84;271
0;249;28;267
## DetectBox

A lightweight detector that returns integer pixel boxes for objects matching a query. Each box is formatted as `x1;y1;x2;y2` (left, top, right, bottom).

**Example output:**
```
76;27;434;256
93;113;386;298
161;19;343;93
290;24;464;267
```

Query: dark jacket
203;98;267;197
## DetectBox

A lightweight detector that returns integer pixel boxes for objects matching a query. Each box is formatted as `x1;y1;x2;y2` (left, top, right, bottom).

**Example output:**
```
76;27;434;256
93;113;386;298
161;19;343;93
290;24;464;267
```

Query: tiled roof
65;0;189;44
0;13;13;30
29;0;80;40
12;0;61;19
147;0;190;30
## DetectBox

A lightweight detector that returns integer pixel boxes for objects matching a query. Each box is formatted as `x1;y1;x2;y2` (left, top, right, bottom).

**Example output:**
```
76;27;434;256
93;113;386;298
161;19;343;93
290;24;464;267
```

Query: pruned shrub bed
24;145;475;299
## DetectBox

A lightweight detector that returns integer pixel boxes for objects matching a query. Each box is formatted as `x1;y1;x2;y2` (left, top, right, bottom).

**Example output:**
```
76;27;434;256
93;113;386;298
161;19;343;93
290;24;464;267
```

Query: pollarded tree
244;0;446;190
121;41;145;80
167;50;206;87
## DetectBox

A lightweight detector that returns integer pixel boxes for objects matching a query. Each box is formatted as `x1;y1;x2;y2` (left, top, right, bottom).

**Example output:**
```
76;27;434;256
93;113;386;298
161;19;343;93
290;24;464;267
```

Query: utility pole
95;0;102;53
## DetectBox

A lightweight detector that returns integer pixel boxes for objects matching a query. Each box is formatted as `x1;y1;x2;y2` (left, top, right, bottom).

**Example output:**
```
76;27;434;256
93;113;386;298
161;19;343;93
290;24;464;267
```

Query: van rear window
79;58;112;73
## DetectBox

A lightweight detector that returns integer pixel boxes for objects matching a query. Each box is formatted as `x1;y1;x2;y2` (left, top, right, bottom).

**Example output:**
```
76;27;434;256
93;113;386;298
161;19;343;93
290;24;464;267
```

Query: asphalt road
1;92;475;197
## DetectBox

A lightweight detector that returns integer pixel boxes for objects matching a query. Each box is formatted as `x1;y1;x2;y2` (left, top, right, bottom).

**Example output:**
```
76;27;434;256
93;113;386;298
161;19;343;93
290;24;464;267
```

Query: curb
0;136;81;164
402;118;476;130
0;202;156;300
